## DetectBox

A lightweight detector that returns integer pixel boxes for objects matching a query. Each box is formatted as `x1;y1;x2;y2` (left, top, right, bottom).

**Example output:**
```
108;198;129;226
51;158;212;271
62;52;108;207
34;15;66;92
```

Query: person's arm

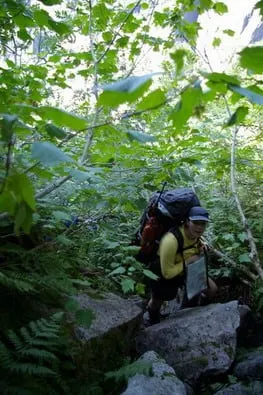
159;233;183;279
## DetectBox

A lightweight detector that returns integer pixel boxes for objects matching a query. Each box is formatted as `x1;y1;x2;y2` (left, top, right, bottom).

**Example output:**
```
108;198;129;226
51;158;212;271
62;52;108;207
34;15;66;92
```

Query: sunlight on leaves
32;142;74;164
126;130;155;143
239;46;263;74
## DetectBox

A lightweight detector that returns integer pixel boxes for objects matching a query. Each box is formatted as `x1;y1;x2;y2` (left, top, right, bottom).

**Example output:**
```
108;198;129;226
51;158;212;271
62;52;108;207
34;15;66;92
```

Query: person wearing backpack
147;206;218;325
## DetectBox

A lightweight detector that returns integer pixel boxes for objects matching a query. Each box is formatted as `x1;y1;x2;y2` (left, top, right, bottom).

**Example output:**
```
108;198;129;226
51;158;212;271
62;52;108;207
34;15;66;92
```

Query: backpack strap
169;226;200;280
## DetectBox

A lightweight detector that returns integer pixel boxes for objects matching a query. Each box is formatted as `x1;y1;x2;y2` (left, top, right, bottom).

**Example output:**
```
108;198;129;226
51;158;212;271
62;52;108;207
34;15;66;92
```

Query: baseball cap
188;206;209;222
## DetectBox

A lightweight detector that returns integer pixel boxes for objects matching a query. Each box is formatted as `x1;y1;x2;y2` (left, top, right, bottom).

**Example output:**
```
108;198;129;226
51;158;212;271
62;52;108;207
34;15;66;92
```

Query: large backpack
133;187;200;263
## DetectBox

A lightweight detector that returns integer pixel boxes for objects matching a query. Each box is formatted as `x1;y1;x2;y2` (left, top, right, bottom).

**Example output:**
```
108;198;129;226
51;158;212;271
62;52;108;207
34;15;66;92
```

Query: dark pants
150;274;185;301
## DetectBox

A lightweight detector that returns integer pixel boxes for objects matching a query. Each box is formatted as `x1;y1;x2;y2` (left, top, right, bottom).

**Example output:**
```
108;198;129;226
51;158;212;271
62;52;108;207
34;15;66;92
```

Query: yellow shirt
159;226;200;280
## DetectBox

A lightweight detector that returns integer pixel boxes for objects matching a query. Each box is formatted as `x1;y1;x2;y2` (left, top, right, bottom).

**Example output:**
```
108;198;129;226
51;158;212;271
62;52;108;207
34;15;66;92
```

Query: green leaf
45;123;67;139
65;298;79;313
105;360;152;382
48;20;71;35
223;29;235;37
93;3;110;30
37;106;88;130
97;75;155;107
70;169;91;181
33;9;50;27
126;130;155;143
137;89;166;111
109;266;126;276
19;174;36;211
222;233;234;241
14;14;35;28
0;190;17;215
205;72;240;85
154;11;166;26
75;309;95;328
38;0;63;5
170;49;188;74
102;31;113;42
238;253;251;263
239;46;263;74
56;234;74;245
33;9;70;35
237;233;247;243
52;210;72;221
135;282;145;295
228;85;263;105
32;142;73;164
226;106;249;126
143;269;159;280
121;278;135;293
213;2;228;14
6;173;36;211
14;203;33;234
17;29;32;41
169;86;203;130
212;37;221;47
255;1;263;17
0;114;17;141
103;74;155;93
104;240;120;249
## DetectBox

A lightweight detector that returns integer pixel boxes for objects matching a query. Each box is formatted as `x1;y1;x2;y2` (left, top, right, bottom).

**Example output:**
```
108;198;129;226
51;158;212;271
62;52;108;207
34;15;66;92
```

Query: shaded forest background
0;0;263;393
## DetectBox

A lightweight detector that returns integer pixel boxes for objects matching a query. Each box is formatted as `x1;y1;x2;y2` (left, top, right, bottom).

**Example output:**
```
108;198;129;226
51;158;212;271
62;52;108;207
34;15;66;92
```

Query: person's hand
185;255;199;264
199;237;209;252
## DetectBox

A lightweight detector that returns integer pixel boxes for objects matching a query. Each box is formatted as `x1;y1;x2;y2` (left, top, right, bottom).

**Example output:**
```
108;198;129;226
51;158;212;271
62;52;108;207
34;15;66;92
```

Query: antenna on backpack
155;181;167;206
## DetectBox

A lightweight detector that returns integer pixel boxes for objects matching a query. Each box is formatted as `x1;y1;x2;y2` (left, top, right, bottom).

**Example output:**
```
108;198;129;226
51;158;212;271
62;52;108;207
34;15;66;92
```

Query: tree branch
96;0;142;65
211;247;258;282
230;125;263;279
79;98;169;133
0;135;14;194
36;175;72;199
189;44;263;280
125;0;159;78
78;0;100;164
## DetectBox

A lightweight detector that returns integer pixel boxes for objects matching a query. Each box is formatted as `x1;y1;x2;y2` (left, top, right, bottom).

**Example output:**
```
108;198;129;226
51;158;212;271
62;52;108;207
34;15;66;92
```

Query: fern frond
7;331;24;352
0;341;13;368
0;272;36;293
10;363;56;376
19;348;58;362
20;327;32;345
29;318;57;337
0;382;33;395
29;338;60;348
56;376;72;395
105;360;152;382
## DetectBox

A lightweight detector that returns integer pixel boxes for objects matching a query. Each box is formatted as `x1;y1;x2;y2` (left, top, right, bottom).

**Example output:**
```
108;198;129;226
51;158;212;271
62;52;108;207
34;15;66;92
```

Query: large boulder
136;301;250;384
214;381;263;395
233;350;263;380
73;293;143;377
121;351;187;395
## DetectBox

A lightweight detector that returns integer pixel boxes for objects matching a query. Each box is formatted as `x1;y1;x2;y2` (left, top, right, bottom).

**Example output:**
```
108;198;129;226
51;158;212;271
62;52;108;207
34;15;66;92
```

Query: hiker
147;206;218;325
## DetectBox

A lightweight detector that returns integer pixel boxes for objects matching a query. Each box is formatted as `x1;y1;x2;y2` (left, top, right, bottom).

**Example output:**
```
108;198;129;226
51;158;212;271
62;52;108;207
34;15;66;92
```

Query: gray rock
73;293;143;376
121;351;187;395
215;381;263;395
234;350;263;380
74;292;142;340
136;301;249;384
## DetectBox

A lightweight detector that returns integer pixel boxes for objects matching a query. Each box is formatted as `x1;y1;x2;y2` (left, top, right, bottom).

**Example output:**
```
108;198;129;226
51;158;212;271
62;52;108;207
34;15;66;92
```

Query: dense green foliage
0;0;263;392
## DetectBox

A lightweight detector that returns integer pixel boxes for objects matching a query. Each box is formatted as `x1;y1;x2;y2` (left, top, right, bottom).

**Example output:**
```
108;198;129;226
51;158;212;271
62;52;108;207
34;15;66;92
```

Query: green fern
105;360;153;383
0;312;72;394
0;272;36;293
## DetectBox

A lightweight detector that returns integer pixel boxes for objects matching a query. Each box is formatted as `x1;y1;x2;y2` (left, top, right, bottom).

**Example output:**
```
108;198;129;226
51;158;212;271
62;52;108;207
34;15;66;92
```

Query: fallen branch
211;247;258;282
